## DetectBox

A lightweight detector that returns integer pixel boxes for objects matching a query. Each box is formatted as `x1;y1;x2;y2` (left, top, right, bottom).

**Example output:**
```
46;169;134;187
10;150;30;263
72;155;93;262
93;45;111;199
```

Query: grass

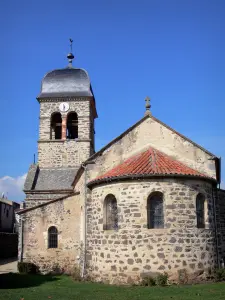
0;273;225;300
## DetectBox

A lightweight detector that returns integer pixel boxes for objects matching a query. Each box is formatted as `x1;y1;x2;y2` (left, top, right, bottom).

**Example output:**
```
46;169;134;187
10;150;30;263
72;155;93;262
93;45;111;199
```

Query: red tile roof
89;146;213;185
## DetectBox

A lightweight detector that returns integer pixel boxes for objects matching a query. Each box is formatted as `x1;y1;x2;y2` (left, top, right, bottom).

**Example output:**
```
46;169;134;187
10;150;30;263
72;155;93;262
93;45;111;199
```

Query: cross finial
67;38;75;68
145;96;151;116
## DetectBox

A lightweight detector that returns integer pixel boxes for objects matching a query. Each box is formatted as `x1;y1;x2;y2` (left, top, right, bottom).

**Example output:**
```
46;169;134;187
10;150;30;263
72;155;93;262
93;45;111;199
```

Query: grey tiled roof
37;68;93;98
24;165;78;191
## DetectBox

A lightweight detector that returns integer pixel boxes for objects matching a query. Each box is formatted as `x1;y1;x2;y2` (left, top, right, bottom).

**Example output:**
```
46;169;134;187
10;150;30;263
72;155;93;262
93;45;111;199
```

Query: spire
67;38;74;67
145;96;151;116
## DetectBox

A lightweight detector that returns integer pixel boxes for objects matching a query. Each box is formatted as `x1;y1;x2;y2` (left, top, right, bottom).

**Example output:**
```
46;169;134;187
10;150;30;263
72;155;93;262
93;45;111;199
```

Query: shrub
156;272;168;286
178;269;189;284
71;266;82;281
214;268;225;282
18;262;39;274
141;276;156;286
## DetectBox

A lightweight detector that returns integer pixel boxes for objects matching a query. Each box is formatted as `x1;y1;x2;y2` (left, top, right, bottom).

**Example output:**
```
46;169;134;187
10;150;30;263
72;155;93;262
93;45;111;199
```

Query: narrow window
67;112;78;139
51;113;62;139
196;193;205;228
103;194;118;230
147;192;164;229
48;226;58;248
6;210;9;218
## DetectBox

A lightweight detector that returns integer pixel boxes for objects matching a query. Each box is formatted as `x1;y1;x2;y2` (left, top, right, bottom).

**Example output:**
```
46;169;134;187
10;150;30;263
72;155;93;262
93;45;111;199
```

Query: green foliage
155;272;168;286
214;268;225;282
141;276;156;286
17;262;39;274
178;269;189;284
71;265;82;281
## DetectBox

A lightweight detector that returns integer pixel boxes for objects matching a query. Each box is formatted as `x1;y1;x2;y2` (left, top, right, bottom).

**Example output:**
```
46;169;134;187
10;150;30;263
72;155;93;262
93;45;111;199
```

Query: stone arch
50;112;62;140
103;194;118;230
66;111;78;139
147;191;164;229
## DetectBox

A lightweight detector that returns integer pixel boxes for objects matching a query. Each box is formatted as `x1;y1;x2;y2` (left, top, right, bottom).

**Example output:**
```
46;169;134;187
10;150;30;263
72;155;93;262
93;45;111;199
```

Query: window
6;209;9;218
48;226;58;248
51;113;62;139
147;192;164;229
67;112;78;139
103;194;118;230
196;193;205;228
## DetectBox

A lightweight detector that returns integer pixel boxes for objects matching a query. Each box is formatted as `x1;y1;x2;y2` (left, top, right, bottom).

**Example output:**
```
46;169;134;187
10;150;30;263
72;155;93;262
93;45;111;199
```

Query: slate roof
24;165;78;191
88;146;214;186
37;68;93;99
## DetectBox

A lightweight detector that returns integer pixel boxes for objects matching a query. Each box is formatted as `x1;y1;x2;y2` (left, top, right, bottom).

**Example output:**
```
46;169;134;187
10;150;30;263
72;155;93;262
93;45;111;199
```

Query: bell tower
37;43;97;168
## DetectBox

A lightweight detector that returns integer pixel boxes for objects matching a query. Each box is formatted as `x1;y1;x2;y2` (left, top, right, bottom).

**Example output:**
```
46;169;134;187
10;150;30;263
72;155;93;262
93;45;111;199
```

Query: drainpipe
81;163;87;278
212;184;220;268
19;216;24;262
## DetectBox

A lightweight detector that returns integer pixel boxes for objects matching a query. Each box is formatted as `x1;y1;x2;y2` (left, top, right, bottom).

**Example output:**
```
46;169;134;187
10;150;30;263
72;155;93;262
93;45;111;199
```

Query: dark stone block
157;253;165;259
127;259;134;265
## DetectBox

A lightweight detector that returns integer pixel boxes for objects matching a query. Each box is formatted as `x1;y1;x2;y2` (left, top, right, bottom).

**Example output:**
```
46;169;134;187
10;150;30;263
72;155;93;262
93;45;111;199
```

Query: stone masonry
86;179;217;284
38;99;94;168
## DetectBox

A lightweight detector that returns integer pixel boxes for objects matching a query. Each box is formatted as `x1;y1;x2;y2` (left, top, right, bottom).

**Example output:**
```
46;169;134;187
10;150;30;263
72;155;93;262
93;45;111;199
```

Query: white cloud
0;174;27;202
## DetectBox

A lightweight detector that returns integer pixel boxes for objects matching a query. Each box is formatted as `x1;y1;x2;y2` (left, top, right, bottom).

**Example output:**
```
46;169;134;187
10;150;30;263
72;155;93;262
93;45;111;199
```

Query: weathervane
67;38;75;67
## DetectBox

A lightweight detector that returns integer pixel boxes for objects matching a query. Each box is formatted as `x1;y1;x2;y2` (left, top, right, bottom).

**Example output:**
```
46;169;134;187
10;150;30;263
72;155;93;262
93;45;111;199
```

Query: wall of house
0;202;14;232
86;179;217;284
88;116;216;182
38;99;92;168
21;194;81;273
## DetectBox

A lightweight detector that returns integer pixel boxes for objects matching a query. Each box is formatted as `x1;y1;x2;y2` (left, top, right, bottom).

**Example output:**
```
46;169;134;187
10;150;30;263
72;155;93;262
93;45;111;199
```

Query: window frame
103;194;118;231
196;193;206;229
48;226;58;249
147;192;164;229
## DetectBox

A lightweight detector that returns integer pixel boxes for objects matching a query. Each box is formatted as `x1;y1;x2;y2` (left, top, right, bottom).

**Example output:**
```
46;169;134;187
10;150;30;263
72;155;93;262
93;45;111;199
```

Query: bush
214;268;225;282
71;266;82;281
178;269;189;284
156;272;168;286
141;276;156;286
18;262;39;274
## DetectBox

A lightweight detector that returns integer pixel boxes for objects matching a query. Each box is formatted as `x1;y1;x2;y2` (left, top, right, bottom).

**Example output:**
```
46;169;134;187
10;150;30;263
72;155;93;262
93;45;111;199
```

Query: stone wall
86;179;217;284
217;189;225;262
38;98;94;168
21;194;81;273
88;116;216;182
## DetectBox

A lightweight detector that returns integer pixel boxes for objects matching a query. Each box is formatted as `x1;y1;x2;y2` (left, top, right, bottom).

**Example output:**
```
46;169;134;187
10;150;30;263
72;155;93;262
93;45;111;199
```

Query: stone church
17;49;225;284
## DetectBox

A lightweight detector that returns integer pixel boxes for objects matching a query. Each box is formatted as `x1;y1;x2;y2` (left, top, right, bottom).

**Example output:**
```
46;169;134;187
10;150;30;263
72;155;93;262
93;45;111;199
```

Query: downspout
19;216;24;262
212;184;220;268
81;163;87;278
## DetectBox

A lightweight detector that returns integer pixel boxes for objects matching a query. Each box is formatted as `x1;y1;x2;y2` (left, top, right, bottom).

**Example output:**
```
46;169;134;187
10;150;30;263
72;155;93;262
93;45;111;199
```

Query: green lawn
0;273;225;300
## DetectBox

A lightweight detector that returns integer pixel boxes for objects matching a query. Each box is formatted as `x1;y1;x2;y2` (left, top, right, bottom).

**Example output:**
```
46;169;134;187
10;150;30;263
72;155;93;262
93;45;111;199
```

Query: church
17;47;225;284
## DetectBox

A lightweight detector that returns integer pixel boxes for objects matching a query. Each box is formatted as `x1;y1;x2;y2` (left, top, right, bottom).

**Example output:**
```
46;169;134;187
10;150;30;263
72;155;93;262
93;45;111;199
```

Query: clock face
59;102;69;112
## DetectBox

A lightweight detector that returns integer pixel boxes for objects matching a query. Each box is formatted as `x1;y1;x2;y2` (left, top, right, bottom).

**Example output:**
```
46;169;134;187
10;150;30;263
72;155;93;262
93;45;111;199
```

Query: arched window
48;226;58;248
50;113;62;140
196;193;205;228
67;112;78;139
147;192;164;229
103;194;118;230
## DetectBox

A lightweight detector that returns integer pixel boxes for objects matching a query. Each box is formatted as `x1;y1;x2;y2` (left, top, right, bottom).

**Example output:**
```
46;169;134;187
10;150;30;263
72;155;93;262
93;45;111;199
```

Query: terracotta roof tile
89;146;213;185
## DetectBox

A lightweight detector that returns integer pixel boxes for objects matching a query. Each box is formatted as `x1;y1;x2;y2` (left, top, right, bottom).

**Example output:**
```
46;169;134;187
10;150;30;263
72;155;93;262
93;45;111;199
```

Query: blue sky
0;0;224;201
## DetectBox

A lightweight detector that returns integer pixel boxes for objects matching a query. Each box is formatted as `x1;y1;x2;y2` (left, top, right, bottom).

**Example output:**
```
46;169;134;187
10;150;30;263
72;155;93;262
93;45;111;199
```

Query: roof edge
87;174;216;188
17;191;80;215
